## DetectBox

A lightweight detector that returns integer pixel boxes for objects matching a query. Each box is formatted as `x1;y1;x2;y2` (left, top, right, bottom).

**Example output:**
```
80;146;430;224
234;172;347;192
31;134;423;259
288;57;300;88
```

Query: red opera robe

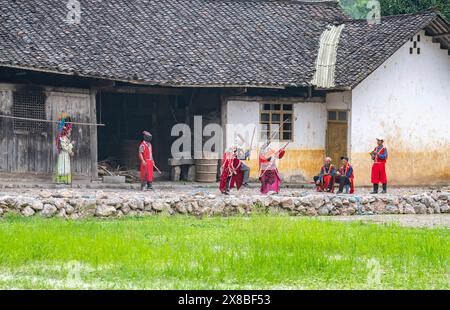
139;141;154;182
259;148;285;194
371;146;388;184
219;153;244;193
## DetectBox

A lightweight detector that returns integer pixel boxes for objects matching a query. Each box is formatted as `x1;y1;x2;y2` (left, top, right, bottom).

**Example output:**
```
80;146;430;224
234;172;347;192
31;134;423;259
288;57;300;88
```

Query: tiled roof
0;0;346;88
336;9;450;88
0;1;448;89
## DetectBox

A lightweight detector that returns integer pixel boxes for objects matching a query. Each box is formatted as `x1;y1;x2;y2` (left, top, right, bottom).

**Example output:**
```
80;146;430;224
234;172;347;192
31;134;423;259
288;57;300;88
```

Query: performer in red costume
313;157;336;193
259;141;286;195
138;131;154;191
335;156;354;194
219;146;244;195
370;136;388;194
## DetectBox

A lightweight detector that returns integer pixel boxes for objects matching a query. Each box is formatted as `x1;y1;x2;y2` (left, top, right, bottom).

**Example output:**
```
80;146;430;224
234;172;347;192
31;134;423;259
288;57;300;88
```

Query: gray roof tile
0;0;346;87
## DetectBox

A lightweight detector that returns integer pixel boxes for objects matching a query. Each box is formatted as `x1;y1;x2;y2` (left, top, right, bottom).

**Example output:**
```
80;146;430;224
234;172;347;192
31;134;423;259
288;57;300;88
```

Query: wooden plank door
326;110;348;165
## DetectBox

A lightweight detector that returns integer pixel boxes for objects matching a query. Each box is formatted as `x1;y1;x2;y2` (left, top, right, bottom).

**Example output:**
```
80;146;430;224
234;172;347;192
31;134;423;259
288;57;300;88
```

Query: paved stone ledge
0;188;449;219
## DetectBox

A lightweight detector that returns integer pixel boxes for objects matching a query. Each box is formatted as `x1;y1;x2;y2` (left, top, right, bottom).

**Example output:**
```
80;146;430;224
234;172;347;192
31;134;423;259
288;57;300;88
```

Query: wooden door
326;110;348;165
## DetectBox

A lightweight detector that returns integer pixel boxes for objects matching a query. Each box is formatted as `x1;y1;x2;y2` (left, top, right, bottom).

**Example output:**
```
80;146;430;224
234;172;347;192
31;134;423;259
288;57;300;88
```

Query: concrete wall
225;97;327;181
351;31;450;185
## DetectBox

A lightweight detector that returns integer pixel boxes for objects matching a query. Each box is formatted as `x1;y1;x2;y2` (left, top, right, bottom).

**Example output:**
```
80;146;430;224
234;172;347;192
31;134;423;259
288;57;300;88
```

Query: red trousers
371;162;387;184
316;175;334;192
140;160;154;182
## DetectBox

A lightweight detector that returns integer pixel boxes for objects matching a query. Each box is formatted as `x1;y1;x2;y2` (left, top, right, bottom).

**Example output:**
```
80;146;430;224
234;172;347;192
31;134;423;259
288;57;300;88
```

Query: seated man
313;157;335;192
335;156;354;194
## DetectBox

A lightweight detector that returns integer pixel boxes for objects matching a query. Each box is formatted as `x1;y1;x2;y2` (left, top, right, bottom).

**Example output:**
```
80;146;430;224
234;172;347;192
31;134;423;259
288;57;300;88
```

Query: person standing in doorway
56;115;74;185
370;137;388;194
139;131;154;191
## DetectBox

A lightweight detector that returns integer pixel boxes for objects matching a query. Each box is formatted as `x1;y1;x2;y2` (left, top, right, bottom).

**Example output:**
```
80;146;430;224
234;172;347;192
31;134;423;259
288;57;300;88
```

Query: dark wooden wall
0;83;95;179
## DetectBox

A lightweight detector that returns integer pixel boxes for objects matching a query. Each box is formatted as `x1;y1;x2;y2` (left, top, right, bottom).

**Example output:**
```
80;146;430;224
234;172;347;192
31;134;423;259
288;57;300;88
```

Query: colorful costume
259;145;285;194
313;164;336;192
56;117;73;184
371;146;388;184
219;150;244;194
336;163;354;194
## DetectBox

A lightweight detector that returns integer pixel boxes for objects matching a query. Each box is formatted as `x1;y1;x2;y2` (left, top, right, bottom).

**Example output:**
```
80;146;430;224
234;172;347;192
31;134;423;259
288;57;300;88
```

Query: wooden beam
104;86;188;96
89;89;98;181
432;32;450;39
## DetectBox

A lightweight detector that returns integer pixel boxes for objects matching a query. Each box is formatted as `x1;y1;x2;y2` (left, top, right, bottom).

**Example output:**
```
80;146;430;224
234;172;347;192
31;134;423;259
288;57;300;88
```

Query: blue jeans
241;163;250;184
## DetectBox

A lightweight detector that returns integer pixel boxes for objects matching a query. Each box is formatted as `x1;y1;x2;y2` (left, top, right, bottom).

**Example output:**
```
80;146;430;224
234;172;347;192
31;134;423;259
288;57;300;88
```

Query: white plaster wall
225;99;327;150
293;101;327;149
326;91;351;110
225;100;259;150
352;31;450;153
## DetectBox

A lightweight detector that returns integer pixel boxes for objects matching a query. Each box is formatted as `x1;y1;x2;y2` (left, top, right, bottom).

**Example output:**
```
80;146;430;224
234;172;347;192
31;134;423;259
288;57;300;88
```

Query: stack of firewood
98;158;139;183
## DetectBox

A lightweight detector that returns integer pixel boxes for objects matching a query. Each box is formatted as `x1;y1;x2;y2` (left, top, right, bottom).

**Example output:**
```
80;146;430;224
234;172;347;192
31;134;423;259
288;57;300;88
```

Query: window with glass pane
260;103;293;142
328;111;337;121
328;110;347;123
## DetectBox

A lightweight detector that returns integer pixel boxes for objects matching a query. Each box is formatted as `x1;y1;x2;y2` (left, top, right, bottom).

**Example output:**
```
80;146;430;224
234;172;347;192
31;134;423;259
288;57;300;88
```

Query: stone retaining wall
1;189;449;219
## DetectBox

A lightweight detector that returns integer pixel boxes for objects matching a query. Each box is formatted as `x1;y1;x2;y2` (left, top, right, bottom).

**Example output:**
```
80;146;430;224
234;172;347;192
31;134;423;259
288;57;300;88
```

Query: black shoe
382;184;387;193
370;184;379;194
147;182;154;190
381;190;387;194
336;191;343;194
243;183;249;187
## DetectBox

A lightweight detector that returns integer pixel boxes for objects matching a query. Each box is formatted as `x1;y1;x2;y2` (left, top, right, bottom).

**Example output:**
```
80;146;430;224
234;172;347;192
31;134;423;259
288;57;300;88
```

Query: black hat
341;156;349;161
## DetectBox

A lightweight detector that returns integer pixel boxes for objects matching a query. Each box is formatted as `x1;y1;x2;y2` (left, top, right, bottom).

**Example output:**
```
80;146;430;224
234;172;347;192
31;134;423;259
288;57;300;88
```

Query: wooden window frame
327;109;348;124
259;103;294;142
12;90;47;134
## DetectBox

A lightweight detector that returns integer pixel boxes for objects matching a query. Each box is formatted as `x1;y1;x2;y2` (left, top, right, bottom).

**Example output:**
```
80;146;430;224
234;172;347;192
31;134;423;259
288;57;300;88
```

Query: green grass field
0;215;448;289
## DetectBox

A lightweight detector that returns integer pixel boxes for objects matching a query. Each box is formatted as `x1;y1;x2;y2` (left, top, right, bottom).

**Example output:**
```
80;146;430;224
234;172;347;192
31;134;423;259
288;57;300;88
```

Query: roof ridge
343;7;438;23
188;0;340;6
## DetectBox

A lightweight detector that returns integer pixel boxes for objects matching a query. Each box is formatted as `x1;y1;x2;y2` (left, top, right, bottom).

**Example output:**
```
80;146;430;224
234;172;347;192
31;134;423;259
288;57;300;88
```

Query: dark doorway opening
96;92;190;176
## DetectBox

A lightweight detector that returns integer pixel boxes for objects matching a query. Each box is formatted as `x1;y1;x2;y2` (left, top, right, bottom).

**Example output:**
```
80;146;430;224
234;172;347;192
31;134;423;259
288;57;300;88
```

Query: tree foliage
339;0;450;21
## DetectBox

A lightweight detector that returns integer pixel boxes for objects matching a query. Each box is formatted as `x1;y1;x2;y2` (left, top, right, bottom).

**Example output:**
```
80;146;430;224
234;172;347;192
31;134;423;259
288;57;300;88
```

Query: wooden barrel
195;159;218;183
